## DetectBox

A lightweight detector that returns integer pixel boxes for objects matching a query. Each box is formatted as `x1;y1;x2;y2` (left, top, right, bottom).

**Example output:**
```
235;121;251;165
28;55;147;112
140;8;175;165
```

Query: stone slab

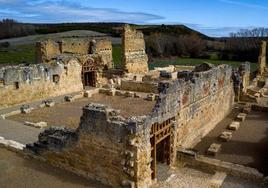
210;172;227;188
228;121;240;131
219;131;232;142
236;113;247;122
207;143;221;156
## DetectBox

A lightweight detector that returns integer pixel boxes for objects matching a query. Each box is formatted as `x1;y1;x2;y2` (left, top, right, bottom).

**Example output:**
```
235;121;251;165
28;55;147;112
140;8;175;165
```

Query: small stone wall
0;59;83;107
120;80;158;93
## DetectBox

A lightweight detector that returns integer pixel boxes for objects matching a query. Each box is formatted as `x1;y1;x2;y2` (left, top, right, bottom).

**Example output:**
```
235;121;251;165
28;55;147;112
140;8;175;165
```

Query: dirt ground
0;148;110;188
9;94;155;129
194;107;268;175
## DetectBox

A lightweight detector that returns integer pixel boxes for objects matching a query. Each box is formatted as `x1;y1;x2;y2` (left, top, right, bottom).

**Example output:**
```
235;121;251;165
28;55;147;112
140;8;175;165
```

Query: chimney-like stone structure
258;41;267;76
122;25;149;74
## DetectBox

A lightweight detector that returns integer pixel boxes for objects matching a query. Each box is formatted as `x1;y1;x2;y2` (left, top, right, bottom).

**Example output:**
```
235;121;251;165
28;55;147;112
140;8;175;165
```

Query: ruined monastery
0;25;268;188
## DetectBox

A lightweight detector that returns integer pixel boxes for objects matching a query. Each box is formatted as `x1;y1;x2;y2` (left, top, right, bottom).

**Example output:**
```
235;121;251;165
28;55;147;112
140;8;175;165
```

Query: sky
0;0;267;37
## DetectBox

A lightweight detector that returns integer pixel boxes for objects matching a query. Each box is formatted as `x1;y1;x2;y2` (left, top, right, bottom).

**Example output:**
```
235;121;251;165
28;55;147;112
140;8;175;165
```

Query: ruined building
1;25;260;188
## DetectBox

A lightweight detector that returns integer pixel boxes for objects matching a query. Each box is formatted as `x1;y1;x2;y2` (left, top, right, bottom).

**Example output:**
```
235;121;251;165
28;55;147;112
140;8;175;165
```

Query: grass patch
112;45;122;68
149;58;257;72
0;44;35;65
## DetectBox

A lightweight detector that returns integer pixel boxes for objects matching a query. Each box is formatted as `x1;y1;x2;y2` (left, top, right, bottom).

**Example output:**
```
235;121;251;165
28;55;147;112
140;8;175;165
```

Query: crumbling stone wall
120;80;158;93
25;64;234;188
36;38;113;68
0;59;83;107
122;25;149;74
27;104;151;188
149;64;234;148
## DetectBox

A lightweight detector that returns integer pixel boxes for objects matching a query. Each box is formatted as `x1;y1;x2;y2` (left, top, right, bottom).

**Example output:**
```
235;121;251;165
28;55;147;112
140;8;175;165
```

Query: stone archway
82;59;97;87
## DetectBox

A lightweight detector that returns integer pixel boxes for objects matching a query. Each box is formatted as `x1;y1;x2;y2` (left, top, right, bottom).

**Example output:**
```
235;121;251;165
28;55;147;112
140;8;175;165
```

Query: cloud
218;0;268;10
0;0;164;23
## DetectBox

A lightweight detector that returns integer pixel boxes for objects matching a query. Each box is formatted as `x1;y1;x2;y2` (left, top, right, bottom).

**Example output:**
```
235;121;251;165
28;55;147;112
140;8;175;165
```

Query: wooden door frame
82;59;97;87
150;118;174;180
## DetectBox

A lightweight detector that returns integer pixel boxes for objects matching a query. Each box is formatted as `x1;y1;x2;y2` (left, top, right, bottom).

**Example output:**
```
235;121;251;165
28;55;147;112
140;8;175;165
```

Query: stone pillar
122;25;149;74
258;41;267;76
239;62;250;93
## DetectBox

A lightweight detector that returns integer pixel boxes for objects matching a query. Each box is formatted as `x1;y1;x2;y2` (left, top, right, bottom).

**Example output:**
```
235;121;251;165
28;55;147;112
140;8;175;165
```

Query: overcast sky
0;0;267;37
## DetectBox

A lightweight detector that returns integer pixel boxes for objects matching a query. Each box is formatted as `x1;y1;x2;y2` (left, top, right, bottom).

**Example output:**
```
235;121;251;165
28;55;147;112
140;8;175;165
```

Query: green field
0;44;35;65
112;46;257;71
150;58;257;72
0;44;257;72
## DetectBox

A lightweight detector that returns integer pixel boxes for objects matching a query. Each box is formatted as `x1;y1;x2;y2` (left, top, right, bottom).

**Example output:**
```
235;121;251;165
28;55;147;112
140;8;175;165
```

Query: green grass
0;44;35;64
150;58;257;72
112;45;122;68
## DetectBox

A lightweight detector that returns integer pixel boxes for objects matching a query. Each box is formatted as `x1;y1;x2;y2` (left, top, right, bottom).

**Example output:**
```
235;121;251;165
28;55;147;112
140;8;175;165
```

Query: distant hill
33;22;211;40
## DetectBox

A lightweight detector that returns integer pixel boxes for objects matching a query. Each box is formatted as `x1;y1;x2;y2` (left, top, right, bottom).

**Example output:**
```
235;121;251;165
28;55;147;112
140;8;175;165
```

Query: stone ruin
0;24;258;188
122;24;149;74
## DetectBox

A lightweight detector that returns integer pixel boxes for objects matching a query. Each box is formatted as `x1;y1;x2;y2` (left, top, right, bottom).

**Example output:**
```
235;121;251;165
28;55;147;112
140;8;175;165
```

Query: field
112;46;257;71
0;36;256;71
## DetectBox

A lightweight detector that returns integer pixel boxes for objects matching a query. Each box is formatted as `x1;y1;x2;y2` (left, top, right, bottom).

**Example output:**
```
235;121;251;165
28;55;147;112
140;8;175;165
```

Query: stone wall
26;104;150;188
25;64;234;188
122;25;149;74
0;59;83;107
36;38;113;68
258;41;267;77
120;80;158;93
149;64;234;148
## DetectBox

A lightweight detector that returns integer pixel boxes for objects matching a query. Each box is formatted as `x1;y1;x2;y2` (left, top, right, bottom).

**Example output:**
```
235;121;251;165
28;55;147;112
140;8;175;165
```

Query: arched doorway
82;59;97;87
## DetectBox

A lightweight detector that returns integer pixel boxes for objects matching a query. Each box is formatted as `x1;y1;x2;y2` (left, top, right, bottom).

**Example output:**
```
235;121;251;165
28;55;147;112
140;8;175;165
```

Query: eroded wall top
122;25;149;74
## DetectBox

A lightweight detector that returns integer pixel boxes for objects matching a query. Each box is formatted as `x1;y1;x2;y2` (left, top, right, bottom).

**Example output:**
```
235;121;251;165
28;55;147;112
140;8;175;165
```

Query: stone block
24;121;47;129
108;89;116;96
84;91;92;98
236;113;247;122
228;121;240;131
242;106;251;114
124;91;134;98
64;95;74;102
42;100;55;107
20;105;31;114
219;131;232;142
39;103;46;108
146;93;155;101
207;143;221;156
210;172;227;188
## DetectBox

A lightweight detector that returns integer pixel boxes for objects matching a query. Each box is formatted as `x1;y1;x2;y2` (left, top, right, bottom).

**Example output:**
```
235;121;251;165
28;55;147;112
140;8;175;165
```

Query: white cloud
218;0;268;10
0;0;164;23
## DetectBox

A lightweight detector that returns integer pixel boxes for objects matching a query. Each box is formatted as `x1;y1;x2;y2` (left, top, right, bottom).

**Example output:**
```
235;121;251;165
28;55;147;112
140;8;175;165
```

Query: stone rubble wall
36;38;113;68
122;25;149;74
120;80;159;93
258;41;267;77
0;59;83;107
148;63;234;150
26;104;149;188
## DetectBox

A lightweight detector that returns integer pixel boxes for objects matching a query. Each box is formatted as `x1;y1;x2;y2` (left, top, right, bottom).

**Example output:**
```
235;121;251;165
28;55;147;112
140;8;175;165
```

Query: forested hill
0;19;211;40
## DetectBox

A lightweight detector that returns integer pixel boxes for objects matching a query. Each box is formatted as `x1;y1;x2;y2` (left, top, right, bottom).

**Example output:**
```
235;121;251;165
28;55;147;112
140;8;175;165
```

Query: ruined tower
258;41;267;76
122;25;149;74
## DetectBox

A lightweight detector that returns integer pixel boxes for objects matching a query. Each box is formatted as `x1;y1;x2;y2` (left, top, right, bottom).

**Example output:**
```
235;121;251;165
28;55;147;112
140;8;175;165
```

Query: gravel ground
194;107;268;175
9;94;155;128
152;165;214;188
0;147;110;188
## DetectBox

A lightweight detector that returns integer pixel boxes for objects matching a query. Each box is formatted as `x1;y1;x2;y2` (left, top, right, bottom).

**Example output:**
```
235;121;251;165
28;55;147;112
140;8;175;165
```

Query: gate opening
150;118;174;180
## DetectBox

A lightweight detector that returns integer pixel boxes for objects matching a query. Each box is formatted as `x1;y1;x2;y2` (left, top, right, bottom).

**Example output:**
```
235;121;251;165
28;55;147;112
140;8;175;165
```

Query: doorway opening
150;118;174;180
82;59;97;88
83;71;96;87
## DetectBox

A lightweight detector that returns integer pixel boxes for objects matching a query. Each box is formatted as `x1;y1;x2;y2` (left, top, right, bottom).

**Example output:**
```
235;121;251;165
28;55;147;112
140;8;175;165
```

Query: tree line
0;19;35;39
